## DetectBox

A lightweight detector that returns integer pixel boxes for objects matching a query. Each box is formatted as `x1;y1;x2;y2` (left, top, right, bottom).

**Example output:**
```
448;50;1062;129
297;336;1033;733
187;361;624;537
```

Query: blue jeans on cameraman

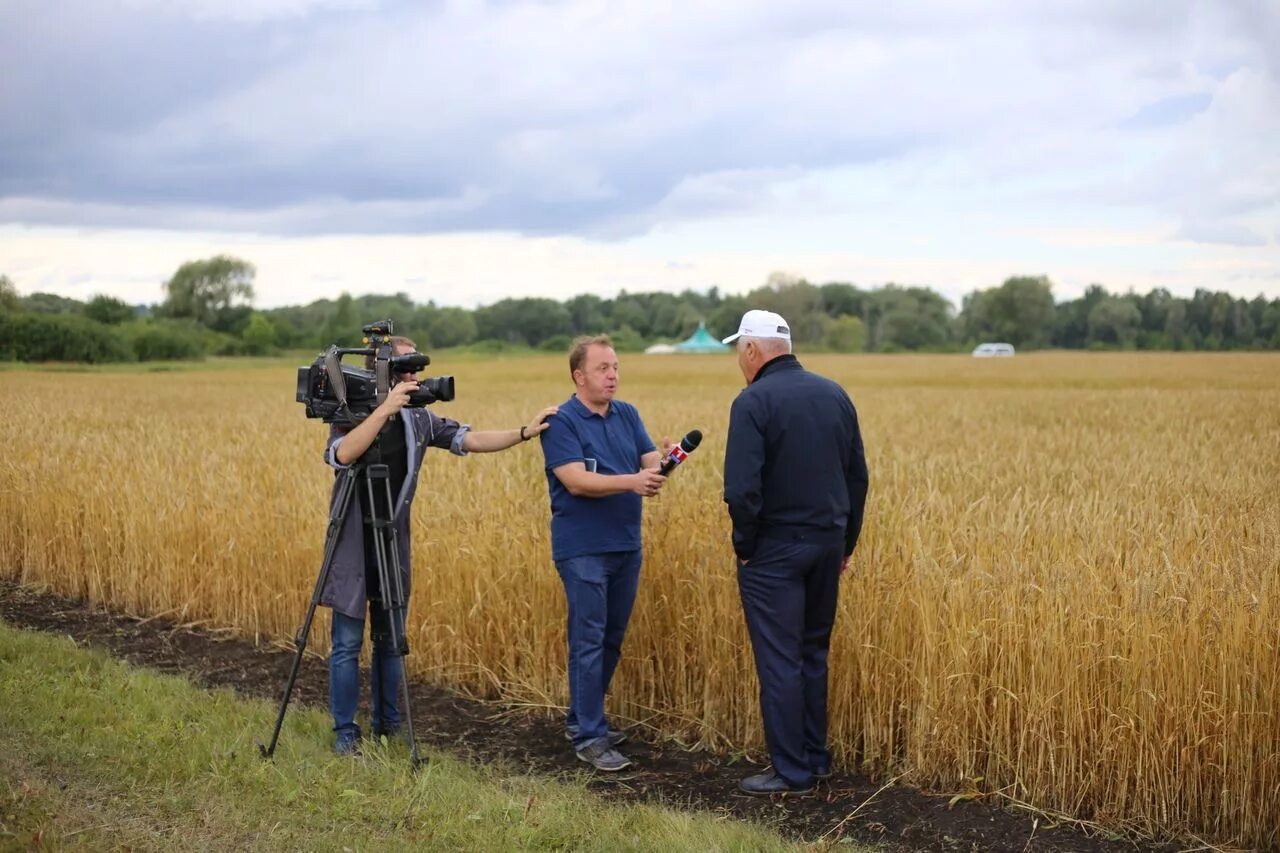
329;605;402;739
556;549;642;750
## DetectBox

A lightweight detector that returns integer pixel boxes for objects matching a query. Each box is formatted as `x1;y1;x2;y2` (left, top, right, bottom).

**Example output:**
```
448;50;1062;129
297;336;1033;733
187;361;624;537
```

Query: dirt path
0;579;1182;852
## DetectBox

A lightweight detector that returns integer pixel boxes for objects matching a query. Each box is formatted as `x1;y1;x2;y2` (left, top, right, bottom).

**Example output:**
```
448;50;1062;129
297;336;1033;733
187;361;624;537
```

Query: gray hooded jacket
319;408;470;619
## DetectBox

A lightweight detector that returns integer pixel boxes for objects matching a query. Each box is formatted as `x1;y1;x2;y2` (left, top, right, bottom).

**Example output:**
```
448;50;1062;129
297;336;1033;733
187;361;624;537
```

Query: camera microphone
659;429;703;476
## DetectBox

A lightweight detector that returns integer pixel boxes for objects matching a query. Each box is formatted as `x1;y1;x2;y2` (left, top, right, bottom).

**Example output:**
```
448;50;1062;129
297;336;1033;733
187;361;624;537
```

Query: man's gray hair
739;335;792;356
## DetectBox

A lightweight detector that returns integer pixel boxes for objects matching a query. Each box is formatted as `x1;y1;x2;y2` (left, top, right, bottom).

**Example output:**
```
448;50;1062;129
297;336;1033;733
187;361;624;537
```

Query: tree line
2;259;1278;363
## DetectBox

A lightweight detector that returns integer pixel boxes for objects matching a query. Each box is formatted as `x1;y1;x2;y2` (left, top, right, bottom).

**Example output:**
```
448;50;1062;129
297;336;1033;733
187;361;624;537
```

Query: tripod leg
259;465;360;759
366;465;427;769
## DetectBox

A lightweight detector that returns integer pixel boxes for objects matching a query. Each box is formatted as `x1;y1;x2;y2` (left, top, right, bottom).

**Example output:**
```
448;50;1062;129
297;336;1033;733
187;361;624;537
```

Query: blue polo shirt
540;395;656;561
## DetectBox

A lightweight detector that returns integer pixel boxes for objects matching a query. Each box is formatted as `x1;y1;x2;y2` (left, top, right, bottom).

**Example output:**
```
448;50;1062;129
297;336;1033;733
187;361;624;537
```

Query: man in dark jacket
721;310;869;796
322;335;557;755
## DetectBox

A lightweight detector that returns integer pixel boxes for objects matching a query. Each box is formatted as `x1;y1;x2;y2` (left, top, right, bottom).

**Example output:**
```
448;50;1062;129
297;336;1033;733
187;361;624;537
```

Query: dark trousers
737;537;843;788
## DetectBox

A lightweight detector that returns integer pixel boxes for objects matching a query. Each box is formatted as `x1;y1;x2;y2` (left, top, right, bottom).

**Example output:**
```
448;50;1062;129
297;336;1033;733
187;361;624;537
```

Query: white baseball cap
721;309;791;344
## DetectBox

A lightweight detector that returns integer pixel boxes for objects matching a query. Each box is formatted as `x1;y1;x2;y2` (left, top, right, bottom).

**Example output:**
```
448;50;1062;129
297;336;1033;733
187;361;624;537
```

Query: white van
972;342;1015;357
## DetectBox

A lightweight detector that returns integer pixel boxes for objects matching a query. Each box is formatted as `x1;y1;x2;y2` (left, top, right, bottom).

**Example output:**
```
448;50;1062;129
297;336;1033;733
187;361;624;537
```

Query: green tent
674;321;727;353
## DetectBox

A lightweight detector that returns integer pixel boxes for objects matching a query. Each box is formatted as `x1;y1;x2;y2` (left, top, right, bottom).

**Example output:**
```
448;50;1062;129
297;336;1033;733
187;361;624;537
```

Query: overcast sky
2;0;1278;308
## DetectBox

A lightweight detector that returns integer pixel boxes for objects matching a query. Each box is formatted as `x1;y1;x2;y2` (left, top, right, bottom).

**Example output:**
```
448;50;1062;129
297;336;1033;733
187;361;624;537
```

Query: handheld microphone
659;429;702;476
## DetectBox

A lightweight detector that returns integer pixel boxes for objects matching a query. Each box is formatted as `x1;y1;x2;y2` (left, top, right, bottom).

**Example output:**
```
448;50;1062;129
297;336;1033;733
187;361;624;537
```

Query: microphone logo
659;429;702;476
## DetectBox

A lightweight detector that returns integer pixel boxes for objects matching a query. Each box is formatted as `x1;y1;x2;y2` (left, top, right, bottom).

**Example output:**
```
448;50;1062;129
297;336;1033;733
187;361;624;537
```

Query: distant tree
474;298;572;346
1163;300;1188;350
708;294;750;340
322;292;357;346
1053;283;1108;348
609;325;646;352
746;274;830;345
566;294;608;335
85;294;134;325
819;282;865;318
22;291;84;314
868;285;954;351
539;334;572;353
427;307;477;348
175;278;1279;359
0;275;19;313
609;294;652;337
357;292;417;328
1208;291;1233;346
0;312;132;362
639;294;705;340
961;275;1055;348
1087;296;1142;348
241;312;279;355
1259;297;1280;347
160;255;255;332
824;314;867;352
123;319;206;361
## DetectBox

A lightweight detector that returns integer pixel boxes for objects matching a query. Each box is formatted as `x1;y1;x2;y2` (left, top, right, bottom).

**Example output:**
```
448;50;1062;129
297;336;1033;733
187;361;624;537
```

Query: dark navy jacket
723;355;868;561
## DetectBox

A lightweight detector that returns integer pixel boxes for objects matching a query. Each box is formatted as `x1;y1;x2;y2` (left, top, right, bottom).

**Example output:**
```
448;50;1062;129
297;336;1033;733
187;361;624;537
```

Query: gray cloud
1;0;1277;240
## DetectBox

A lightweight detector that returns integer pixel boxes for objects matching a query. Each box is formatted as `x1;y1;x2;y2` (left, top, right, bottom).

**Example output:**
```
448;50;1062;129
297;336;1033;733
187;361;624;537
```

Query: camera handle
257;448;425;769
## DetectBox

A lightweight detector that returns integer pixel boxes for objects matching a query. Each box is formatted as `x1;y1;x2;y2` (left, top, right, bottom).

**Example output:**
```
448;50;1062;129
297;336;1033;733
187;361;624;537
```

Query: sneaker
812;761;834;780
370;725;401;741
739;770;814;797
575;740;633;772
565;724;629;748
334;729;362;757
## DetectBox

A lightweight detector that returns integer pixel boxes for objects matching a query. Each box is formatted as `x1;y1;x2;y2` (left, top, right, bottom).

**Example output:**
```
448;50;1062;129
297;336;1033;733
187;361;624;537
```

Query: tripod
258;445;425;767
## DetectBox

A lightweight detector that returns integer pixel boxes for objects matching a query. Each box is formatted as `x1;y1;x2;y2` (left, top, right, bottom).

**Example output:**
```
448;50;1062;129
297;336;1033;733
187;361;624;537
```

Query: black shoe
370;725;401;741
334;728;362;756
739;770;814;797
813;762;834;780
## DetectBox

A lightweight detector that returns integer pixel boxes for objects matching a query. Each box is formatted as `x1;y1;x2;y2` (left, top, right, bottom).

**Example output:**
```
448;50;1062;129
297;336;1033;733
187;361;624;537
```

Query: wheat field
2;352;1278;847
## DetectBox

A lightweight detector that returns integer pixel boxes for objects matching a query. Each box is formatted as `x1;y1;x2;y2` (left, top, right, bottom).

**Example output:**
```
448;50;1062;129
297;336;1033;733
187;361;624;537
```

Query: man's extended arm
462;406;559;453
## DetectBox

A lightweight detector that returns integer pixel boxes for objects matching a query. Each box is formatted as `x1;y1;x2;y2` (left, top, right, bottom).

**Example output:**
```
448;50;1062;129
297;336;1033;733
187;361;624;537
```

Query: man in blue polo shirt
540;334;667;771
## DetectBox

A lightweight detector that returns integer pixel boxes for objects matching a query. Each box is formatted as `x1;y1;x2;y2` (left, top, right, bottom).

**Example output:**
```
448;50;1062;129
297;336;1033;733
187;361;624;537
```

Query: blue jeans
737;537;843;788
329;607;402;738
555;550;642;750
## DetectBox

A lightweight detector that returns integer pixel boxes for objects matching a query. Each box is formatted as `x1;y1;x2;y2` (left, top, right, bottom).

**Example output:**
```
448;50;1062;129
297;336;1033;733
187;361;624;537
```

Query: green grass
0;621;809;852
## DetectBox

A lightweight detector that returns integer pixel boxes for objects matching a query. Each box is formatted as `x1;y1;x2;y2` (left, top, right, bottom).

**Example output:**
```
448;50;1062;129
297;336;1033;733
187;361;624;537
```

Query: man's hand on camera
523;405;559;439
631;468;666;497
375;380;419;419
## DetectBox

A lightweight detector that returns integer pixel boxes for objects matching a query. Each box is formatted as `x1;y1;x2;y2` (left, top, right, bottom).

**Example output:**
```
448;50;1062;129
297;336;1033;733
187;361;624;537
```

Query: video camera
296;319;455;425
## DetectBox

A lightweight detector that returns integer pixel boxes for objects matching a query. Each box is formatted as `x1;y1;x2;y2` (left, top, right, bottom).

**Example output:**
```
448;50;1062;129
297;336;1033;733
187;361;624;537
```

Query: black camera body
296;319;455;425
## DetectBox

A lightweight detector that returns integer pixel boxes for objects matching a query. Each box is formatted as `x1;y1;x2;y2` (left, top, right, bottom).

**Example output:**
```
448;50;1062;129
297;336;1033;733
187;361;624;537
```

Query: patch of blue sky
1117;93;1212;129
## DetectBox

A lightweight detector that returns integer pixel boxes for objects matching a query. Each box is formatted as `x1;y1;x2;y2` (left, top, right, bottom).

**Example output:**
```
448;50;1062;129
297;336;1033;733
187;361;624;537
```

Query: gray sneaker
565;725;629;747
575;739;633;771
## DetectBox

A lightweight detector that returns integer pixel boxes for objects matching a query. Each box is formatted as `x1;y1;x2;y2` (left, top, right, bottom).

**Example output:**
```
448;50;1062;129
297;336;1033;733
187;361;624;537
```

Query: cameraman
321;335;557;756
